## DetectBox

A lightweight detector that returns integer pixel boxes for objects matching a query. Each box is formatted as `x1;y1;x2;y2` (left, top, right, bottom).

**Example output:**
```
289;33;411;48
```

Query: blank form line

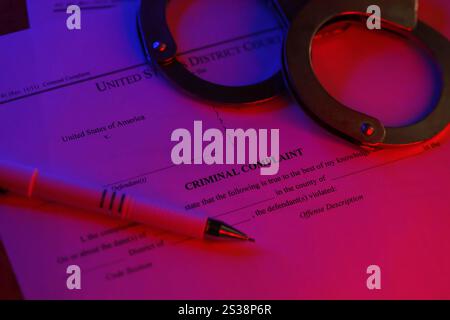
214;197;277;218
332;151;425;181
53;5;115;12
52;0;138;12
84;258;127;273
104;164;178;188
233;218;253;226
171;237;194;246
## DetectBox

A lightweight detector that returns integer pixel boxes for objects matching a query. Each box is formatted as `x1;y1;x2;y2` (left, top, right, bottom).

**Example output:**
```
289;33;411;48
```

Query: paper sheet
0;0;449;299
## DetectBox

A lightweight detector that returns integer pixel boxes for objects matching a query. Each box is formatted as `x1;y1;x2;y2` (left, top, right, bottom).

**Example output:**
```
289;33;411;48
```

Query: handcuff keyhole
153;41;167;52
361;123;376;137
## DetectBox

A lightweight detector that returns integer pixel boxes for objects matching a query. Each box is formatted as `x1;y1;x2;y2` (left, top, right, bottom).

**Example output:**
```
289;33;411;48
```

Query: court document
0;0;449;299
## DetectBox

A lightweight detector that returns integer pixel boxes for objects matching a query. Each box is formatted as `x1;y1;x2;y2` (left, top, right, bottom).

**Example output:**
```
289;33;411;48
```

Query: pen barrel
0;161;207;239
127;197;207;239
0;161;38;197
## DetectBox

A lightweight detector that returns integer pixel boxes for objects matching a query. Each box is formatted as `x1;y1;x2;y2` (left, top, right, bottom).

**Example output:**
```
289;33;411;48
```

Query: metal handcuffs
275;0;450;147
138;0;450;147
137;0;285;104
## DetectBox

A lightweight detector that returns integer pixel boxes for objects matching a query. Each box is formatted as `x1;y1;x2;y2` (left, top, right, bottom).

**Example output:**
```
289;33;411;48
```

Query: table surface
0;240;23;300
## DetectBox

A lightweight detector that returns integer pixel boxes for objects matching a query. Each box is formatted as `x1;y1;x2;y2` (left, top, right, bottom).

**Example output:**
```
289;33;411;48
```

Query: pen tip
206;218;255;242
